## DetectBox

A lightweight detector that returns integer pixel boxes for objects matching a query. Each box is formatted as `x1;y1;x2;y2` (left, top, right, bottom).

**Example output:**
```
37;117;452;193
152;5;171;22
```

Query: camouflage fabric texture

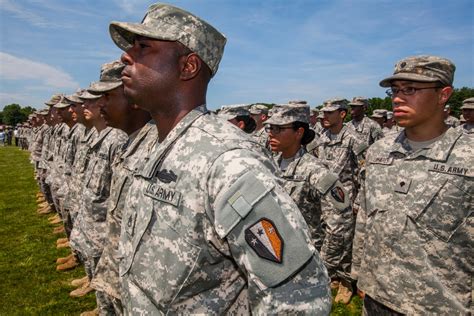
119;106;332;314
70;127;127;258
265;103;310;125
312;125;367;204
347;116;384;148
65;127;98;224
379;55;455;87
352;127;473;314
274;148;354;281
444;115;460;128
91;122;158;301
110;3;227;76
88;60;125;93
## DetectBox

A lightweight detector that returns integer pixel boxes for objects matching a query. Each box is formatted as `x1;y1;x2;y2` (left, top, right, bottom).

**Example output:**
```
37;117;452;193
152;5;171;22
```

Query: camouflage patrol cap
79;86;102;100
348;96;368;107
218;104;250;120
38;109;50;116
379;55;455;87
53;97;71;109
310;107;319;115
288;100;307;105
371;109;387;119
249;104;269;115
109;3;227;76
88;61;125;93
321;98;348;112
64;89;85;104
44;94;63;106
461;97;474;110
265;103;310;125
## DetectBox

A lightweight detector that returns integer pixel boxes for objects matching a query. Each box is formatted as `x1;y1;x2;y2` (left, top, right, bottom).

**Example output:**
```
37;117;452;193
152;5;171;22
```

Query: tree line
1;87;473;126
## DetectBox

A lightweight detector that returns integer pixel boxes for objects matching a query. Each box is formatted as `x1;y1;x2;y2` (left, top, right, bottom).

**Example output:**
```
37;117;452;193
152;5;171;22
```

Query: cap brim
379;73;439;87
109;22;175;51
218;113;237;121
88;81;123;94
79;91;102;100
53;101;71;109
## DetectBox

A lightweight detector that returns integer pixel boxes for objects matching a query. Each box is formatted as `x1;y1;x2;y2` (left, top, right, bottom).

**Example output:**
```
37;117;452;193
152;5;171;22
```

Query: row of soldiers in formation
20;2;473;315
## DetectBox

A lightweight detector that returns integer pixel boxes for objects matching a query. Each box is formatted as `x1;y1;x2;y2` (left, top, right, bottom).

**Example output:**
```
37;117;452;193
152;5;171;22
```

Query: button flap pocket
214;171;274;239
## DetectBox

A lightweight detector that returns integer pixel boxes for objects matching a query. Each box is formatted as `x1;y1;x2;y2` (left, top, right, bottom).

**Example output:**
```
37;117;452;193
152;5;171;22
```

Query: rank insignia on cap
245;218;283;263
331;186;345;203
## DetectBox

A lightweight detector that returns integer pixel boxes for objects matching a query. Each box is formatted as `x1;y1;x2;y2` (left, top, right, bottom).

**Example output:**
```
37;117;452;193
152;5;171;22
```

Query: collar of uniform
326;124;348;144
389;127;462;161
121;122;155;160
139;105;208;179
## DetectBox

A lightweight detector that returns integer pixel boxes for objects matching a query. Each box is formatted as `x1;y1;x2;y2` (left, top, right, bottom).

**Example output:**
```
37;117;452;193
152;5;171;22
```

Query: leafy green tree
448;87;474;117
2;104;27;126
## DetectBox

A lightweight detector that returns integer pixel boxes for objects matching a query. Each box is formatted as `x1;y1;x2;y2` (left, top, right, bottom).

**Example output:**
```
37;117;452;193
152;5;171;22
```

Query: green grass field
0;144;362;315
0;145;95;315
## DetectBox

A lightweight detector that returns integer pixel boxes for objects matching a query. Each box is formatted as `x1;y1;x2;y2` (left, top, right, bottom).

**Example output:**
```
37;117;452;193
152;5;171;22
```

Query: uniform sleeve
351;161;367;280
312;171;353;278
207;149;332;315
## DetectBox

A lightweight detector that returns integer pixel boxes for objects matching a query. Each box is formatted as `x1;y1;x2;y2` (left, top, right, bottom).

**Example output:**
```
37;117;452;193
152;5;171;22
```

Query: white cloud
0;52;79;89
0;0;53;27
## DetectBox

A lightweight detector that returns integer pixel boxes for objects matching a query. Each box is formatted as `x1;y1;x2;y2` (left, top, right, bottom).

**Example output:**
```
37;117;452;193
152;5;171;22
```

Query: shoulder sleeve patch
213;171;274;239
315;172;339;195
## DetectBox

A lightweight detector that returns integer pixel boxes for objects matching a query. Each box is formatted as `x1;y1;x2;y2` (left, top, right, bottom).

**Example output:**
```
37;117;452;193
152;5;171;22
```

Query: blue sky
0;0;473;110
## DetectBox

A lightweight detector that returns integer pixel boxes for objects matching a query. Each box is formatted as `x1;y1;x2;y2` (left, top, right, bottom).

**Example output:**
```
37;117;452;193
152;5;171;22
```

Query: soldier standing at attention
347;97;384;146
460;97;474;133
352;55;473;315
265;103;354;296
249;104;270;146
109;3;331;314
443;104;460;128
311;97;367;304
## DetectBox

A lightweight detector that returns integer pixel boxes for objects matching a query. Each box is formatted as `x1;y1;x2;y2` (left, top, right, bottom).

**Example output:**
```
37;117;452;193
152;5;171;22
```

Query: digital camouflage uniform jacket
352;127;473;315
70;127;127;258
311;125;367;204
58;123;85;211
275;148;354;280
346;115;384;148
92;122;158;300
66;127;97;222
119;106;332;315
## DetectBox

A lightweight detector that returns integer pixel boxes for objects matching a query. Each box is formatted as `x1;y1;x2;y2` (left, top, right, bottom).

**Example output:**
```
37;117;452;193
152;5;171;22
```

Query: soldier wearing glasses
352;55;473;315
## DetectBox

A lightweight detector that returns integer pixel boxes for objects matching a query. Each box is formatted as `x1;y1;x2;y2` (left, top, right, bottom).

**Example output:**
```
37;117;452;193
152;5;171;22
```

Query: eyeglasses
385;86;440;97
264;125;294;134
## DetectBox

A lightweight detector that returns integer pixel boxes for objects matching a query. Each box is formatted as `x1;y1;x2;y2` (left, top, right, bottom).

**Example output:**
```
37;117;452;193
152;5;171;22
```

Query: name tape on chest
368;156;393;165
429;163;471;177
144;181;181;207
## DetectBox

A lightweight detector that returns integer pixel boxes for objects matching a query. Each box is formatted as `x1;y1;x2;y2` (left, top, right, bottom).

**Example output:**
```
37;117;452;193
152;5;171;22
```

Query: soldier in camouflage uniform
265;103;355;288
444;104;460;128
57;91;99;275
352;55;473;315
110;3;332;314
311;97;367;303
69;79;127;313
218;104;256;134
460;97;474;134
86;60;152;315
347;97;384;146
249;103;269;146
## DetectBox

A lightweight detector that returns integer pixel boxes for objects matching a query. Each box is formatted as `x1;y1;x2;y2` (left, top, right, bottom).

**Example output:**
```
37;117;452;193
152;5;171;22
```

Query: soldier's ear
438;86;453;105
180;53;201;81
